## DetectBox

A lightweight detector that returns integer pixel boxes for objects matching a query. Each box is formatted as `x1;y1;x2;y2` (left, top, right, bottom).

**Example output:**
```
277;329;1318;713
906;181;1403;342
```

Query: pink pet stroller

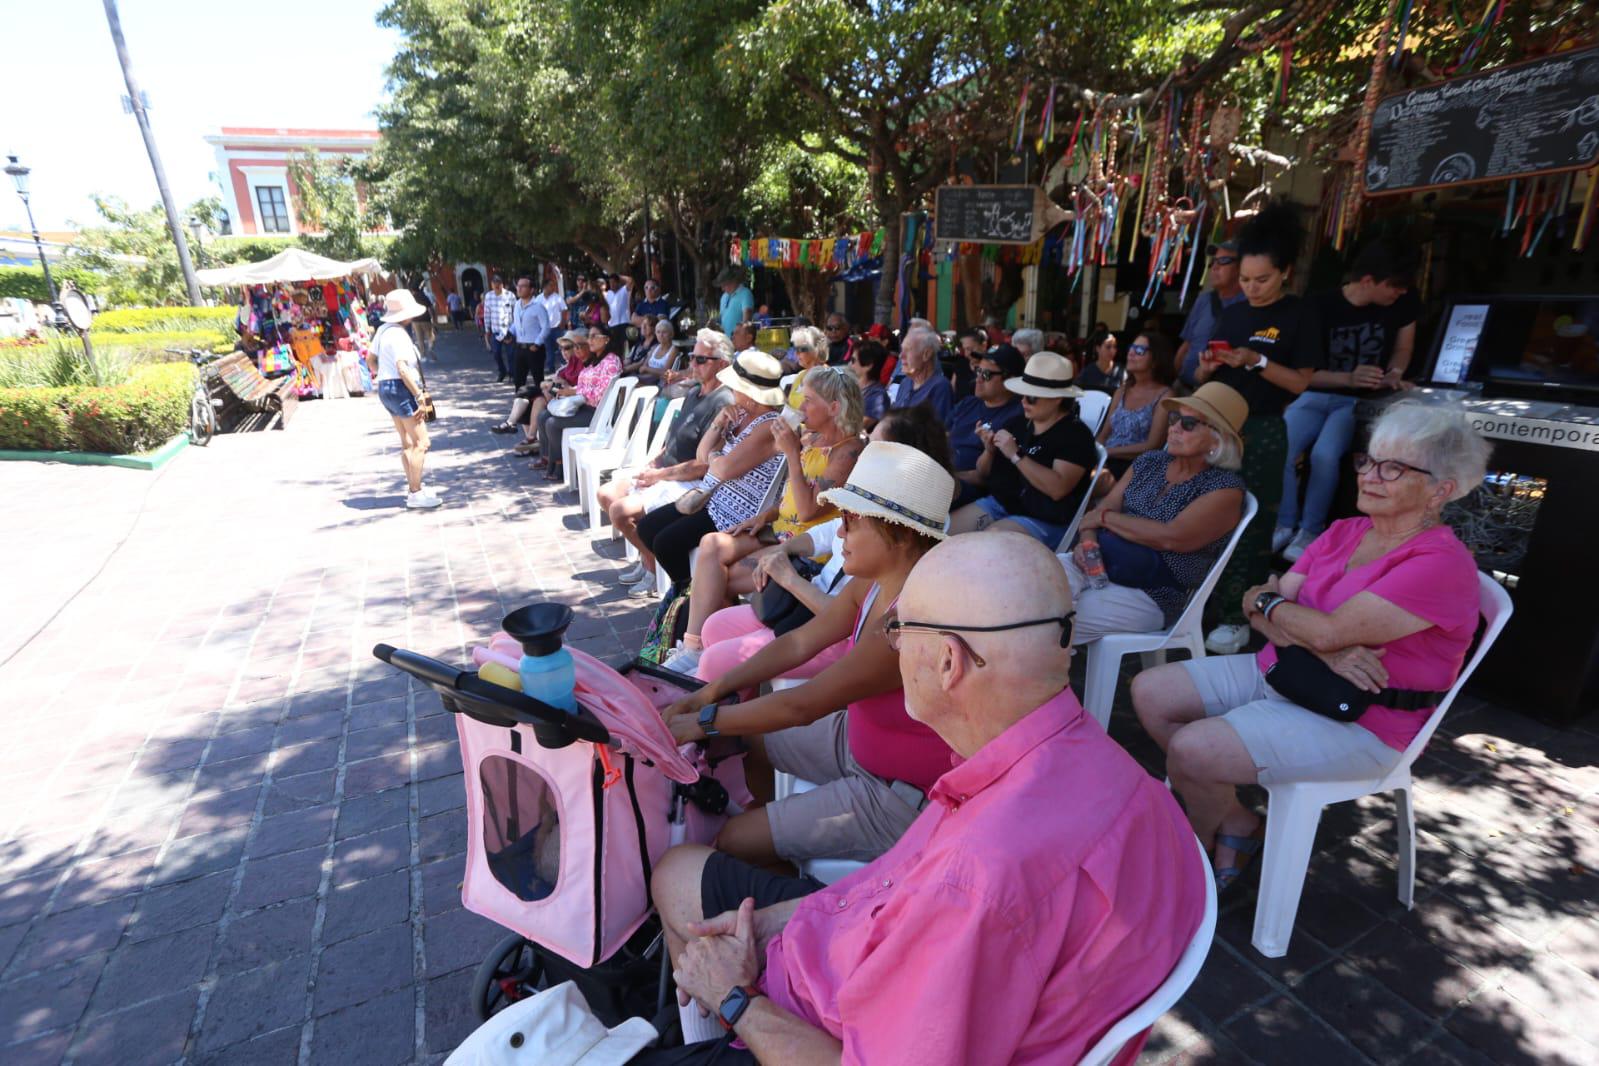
373;624;744;1034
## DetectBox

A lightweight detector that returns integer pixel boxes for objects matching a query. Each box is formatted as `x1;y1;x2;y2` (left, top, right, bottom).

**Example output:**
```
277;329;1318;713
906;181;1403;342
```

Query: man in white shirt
605;272;633;352
511;274;552;388
481;276;516;382
540;274;569;375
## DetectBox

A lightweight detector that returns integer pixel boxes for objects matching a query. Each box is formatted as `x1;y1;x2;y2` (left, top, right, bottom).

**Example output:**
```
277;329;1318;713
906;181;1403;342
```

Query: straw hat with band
1005;351;1084;399
818;441;955;542
380;289;428;324
717;349;787;407
1160;382;1247;447
560;328;588;345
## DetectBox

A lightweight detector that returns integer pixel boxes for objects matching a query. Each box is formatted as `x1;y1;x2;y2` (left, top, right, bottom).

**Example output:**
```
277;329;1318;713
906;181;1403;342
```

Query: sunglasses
973;368;1005;382
1353;453;1434;481
691;355;721;365
1127;343;1150;355
1166;411;1212;432
882;607;1076;666
1213;256;1238;266
825;324;846;332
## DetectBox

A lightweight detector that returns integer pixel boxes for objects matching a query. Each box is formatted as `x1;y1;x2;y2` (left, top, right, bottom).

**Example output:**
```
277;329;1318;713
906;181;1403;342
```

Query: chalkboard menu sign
1365;45;1599;196
934;185;1043;244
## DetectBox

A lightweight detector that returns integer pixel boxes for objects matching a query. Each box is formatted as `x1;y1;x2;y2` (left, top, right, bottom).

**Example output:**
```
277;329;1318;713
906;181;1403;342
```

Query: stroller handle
372;644;613;747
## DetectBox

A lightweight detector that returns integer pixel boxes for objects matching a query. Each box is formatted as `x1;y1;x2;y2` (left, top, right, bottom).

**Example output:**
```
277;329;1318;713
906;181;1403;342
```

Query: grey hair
1367;400;1490;502
696;328;734;360
791;325;827;353
799;364;865;437
654;319;676;337
1205;430;1243;472
1011;327;1044;353
903;327;940;356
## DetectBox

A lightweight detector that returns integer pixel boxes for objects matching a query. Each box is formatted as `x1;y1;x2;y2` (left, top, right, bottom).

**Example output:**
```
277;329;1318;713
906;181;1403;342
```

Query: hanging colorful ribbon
1035;82;1056;155
1011;80;1032;155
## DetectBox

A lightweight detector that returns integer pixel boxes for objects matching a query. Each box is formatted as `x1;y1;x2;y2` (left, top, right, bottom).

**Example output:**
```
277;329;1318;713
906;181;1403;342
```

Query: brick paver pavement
1;329;1596;1064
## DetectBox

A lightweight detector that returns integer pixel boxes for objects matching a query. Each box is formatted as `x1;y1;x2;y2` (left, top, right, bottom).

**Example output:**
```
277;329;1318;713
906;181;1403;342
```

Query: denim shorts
974;495;1069;548
377;379;419;417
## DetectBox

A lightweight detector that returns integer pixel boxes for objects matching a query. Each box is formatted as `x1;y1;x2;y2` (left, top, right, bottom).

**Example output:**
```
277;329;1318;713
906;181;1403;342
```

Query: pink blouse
574;353;621;407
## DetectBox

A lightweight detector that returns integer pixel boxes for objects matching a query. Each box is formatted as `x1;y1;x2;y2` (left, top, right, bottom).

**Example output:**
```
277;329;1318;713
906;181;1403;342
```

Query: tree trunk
777;267;834;322
871;202;901;327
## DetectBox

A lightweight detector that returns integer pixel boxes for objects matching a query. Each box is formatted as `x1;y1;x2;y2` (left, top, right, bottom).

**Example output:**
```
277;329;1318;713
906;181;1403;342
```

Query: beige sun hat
819;441;955;541
560;328;589;344
1005;351;1084;399
380;289;428;323
443;981;655;1066
1161;382;1247;447
716;348;786;406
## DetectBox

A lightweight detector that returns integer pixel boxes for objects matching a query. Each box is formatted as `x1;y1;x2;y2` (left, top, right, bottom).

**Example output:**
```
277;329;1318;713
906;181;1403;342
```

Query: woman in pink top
532;326;621;482
662;441;958;868
1133;401;1490;890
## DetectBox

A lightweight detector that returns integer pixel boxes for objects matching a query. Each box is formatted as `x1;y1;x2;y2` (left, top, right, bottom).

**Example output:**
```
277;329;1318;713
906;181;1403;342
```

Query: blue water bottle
501;603;577;713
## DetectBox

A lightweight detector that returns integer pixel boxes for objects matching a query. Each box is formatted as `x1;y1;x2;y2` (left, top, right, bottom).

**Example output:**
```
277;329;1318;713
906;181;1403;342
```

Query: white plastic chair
560;376;636;491
1078;833;1217;1066
615;397;685;544
576;386;658;526
1054;443;1109;553
1076;391;1112;435
1250;572;1513;957
1079;493;1259;730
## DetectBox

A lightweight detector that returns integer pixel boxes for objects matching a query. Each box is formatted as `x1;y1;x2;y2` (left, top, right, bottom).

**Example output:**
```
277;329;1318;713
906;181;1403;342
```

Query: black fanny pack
749;558;831;637
1265;644;1447;723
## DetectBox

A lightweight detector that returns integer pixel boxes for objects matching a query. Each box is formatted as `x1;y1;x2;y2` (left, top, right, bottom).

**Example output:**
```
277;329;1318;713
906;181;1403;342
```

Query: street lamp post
4;154;67;330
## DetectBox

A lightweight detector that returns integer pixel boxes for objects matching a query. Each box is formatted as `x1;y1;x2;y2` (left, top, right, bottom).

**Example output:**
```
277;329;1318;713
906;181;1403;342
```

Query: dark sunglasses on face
1127;343;1150;356
972;368;1005;381
691;355;720;365
825;324;846;332
1212;255;1238;266
1166;411;1211;432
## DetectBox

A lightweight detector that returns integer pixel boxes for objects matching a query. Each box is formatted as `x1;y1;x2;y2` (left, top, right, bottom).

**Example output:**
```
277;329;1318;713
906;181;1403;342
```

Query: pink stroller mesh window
479;756;561;902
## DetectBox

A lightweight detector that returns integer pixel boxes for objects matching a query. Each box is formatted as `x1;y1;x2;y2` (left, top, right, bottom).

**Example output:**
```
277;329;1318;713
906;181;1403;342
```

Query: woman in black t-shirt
949;352;1099;547
1193;202;1324;654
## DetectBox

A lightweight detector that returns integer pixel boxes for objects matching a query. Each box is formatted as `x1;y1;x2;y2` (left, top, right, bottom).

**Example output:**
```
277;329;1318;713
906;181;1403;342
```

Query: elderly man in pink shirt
640;531;1207;1065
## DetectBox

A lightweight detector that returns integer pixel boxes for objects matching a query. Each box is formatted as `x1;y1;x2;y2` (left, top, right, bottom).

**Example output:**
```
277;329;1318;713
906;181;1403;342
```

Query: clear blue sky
0;0;399;230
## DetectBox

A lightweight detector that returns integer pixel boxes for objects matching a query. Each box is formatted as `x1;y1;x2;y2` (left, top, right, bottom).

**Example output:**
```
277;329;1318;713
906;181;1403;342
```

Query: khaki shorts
763;711;926;863
1181;654;1403;785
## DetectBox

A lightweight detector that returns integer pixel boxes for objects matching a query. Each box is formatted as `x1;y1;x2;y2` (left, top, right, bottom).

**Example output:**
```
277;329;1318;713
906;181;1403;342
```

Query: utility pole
102;0;203;306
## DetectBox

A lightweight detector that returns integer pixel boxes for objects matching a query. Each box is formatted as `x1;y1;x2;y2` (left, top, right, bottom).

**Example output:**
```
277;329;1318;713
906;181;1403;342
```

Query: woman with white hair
1011;327;1044;357
1064;383;1247;646
1132;401;1490;891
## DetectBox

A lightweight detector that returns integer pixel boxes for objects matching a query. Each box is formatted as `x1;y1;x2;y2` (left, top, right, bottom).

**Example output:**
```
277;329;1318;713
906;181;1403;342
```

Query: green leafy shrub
0;264;105;301
0;362;190;454
0;339;136;389
91;306;236;333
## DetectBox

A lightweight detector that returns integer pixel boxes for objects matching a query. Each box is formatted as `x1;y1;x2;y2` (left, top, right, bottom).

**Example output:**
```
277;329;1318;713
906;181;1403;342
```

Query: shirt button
880;879;892;888
837;899;848;909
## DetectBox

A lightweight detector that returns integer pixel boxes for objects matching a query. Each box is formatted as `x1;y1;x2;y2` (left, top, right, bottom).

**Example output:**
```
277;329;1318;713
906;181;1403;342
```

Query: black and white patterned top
1119;450;1245;622
705;411;783;531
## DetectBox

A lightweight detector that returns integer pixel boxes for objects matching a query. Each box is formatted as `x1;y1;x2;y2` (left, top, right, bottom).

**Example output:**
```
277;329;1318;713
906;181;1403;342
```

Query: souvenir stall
197;248;388;400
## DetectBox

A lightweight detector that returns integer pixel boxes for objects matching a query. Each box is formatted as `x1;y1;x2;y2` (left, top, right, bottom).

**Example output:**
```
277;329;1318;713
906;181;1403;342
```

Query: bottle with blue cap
501;603;578;714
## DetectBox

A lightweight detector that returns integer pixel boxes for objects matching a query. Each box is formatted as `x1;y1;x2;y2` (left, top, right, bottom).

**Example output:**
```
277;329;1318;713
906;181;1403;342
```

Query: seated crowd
502;269;1492;1063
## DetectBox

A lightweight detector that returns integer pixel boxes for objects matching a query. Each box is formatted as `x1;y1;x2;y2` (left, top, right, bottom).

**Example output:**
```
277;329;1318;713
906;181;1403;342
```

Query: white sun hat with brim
443;982;656;1066
1005;351;1084;399
716;349;787;406
818;440;955;541
380;289;429;324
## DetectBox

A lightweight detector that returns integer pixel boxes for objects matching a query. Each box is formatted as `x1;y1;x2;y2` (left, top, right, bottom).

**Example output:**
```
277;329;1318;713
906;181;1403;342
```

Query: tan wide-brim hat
1161;382;1248;447
560;329;588;344
819;440;955;541
380;289;428;323
1005;351;1084;399
716;349;786;406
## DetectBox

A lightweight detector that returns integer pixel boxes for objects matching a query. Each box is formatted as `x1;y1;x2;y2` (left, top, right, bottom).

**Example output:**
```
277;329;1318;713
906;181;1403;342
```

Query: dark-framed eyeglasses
882;608;1076;666
1353;452;1433;481
1166;411;1211;432
973;368;1005;382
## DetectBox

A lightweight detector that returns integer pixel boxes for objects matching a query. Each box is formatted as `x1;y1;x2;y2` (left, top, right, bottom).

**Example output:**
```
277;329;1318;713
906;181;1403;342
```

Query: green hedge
0;362;191;454
91;306;236;333
0;264;105;301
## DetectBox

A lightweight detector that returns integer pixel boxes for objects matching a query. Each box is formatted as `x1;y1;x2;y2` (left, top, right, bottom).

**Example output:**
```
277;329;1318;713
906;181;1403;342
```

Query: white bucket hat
380;288;428;324
716;349;786;406
443;982;656;1066
1005;351;1084;399
819;440;955;541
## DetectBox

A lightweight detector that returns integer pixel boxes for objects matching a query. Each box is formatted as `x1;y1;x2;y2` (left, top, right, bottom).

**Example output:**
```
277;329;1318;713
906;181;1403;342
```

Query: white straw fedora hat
443;982;655;1066
380;288;428;324
1005;351;1084;399
819;440;955;541
717;348;787;406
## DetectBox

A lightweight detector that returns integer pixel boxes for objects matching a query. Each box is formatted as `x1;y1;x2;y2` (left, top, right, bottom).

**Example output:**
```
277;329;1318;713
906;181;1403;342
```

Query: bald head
899;532;1075;752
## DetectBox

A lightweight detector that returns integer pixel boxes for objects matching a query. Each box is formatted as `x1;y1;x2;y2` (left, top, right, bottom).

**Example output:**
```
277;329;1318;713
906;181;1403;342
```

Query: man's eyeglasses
1353;453;1433;481
1166;411;1211;432
691;355;721;366
973;368;1005;382
882;608;1076;667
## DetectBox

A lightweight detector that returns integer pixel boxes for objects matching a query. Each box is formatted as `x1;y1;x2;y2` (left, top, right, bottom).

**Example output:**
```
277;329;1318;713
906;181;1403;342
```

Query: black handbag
749;558;830;637
1265;644;1447;723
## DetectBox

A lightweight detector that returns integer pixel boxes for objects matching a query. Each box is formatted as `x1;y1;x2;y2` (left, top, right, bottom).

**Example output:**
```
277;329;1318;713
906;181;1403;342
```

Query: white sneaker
1283;529;1318;563
618;562;650;585
661;646;702;675
1205;623;1251;655
1271;526;1296;554
406;490;443;510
